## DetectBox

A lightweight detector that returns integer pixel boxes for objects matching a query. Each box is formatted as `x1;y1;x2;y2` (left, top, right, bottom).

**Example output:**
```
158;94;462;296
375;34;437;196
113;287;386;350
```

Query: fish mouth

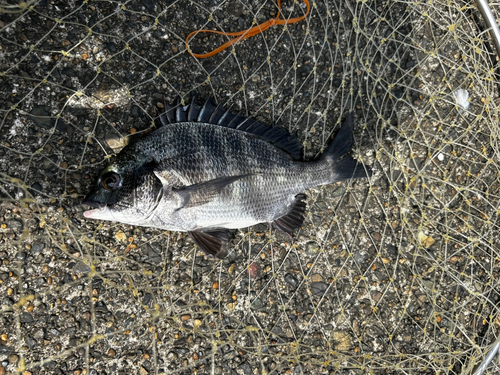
81;199;105;209
81;199;107;218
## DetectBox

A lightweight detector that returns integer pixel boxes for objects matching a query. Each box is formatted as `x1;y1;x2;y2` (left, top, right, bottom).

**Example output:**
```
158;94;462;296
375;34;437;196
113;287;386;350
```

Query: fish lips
81;198;107;219
81;187;112;218
81;199;105;209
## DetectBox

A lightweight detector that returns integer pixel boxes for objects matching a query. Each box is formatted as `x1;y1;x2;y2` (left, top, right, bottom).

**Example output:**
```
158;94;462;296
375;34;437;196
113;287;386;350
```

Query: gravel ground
1;0;500;374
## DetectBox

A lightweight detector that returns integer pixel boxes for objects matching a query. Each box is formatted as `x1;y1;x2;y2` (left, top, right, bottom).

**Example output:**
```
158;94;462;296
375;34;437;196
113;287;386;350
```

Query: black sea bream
82;96;371;258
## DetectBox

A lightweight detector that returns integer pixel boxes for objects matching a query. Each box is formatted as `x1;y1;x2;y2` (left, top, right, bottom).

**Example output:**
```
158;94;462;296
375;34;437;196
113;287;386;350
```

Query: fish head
82;155;163;225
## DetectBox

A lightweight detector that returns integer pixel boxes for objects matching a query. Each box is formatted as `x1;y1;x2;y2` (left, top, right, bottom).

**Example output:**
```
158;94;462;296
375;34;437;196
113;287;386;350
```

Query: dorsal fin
155;95;302;160
158;96;176;125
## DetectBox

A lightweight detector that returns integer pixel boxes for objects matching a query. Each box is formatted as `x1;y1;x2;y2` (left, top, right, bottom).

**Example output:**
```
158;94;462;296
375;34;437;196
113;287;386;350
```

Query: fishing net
1;0;499;373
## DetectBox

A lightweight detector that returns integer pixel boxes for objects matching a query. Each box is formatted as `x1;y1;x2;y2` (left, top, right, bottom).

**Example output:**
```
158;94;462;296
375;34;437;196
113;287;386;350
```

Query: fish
82;95;371;258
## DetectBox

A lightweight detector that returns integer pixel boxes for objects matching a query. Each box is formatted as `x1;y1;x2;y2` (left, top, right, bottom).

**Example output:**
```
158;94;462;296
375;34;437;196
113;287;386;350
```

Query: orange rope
185;0;310;58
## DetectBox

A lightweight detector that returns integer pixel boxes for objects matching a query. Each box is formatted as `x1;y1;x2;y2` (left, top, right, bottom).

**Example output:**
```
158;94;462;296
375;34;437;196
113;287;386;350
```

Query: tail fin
320;113;371;182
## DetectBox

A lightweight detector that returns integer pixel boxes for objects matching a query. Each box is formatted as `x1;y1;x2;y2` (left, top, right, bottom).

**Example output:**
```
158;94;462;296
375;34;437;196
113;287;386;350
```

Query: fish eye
101;172;122;190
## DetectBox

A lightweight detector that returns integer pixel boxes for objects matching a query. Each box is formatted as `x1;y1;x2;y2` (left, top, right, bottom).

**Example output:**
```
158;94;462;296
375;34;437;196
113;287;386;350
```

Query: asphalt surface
1;0;500;374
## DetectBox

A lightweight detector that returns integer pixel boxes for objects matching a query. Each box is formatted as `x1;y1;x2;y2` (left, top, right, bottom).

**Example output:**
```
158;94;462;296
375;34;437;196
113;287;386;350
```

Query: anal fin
271;194;307;236
188;229;229;259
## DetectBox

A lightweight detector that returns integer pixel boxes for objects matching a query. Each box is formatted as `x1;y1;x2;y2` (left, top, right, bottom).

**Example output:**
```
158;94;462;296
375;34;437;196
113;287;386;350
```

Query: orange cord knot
185;0;310;59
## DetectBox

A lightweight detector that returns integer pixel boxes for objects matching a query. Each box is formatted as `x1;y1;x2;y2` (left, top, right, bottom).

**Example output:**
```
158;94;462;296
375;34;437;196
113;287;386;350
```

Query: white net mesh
1;0;500;374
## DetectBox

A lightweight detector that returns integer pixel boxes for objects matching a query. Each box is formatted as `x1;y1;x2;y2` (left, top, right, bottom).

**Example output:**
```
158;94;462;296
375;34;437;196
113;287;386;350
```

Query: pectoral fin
173;174;251;209
188;229;229;258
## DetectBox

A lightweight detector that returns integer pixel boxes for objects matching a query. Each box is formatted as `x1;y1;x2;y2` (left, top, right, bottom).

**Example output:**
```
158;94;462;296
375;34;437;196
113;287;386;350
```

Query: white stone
454;89;470;110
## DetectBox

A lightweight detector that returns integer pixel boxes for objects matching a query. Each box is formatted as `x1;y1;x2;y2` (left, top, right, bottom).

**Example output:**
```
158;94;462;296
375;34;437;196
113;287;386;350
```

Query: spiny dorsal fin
156;95;302;160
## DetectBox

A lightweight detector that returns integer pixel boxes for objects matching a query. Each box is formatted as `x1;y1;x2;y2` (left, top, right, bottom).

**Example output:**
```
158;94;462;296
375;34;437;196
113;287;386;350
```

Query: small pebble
311;274;323;282
454;88;470;110
115;230;127;242
16;252;27;261
247;263;260;278
29;106;53;128
74;261;91;274
167;351;177;360
238;361;253;375
306;242;320;254
251;298;263;310
284;273;298;288
331;186;346;198
105;132;128;152
34;329;44;339
20;312;34;323
107;42;117;53
314;201;327;210
371;291;382;302
333;331;352;351
310;282;329;296
31;182;43;192
7;220;22;231
130;105;141;118
32;243;45;252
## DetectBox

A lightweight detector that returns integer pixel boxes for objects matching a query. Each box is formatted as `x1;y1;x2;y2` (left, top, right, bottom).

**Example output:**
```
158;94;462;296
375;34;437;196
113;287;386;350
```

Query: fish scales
83;97;371;257
143;123;311;227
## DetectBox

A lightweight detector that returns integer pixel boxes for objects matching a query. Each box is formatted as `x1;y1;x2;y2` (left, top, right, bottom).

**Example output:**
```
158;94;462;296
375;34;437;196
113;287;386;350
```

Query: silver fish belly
82;96;371;258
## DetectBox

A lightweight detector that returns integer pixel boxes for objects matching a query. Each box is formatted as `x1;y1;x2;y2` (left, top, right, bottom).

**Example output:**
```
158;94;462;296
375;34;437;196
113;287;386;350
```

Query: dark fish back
157;95;302;160
140;123;295;184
